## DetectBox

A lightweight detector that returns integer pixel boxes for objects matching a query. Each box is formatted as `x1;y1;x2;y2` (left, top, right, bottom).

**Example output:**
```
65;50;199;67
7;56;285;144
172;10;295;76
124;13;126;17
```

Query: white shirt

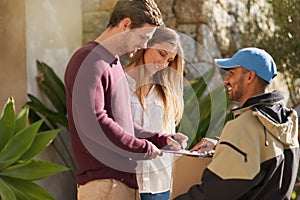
126;73;175;194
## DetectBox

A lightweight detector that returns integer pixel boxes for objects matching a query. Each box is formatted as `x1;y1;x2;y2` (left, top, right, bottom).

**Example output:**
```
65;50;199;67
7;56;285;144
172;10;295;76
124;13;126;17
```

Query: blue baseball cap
214;47;277;83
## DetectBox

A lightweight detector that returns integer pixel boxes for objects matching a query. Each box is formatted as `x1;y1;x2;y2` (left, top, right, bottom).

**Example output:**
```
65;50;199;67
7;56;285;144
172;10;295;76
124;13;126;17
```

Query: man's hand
166;133;188;150
190;137;218;153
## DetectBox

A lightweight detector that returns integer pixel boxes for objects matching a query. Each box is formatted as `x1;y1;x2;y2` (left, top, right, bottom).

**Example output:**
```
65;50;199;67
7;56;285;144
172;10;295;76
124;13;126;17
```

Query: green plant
178;67;232;149
26;60;76;178
0;97;68;200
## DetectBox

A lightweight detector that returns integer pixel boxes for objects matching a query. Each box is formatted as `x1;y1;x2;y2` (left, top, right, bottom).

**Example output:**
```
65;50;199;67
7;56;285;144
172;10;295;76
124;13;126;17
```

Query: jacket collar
241;90;284;108
232;91;284;118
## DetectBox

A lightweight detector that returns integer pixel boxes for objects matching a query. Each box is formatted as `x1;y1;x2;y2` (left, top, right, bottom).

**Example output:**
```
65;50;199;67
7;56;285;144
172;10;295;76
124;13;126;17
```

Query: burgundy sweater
64;41;169;189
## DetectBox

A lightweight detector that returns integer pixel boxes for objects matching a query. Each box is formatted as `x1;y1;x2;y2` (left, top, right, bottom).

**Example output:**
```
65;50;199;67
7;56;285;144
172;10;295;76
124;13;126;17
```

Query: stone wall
82;0;271;79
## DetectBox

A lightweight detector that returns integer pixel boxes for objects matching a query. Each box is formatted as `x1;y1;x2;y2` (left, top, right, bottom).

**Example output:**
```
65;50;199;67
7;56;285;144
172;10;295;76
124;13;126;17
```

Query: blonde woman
124;27;185;200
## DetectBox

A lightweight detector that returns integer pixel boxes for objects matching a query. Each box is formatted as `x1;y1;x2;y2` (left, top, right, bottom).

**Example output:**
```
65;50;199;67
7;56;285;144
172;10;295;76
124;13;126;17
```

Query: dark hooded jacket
175;91;299;200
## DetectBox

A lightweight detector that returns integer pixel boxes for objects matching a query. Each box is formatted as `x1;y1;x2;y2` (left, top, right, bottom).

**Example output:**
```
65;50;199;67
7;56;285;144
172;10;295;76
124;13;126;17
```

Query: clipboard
161;149;214;157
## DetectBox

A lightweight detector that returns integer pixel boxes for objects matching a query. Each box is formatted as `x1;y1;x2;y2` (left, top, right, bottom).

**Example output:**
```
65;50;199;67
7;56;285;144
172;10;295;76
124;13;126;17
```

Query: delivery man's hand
190;137;218;153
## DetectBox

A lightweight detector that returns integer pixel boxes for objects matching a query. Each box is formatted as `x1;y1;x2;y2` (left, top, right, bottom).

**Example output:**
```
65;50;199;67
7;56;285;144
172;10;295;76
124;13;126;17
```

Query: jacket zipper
219;141;248;162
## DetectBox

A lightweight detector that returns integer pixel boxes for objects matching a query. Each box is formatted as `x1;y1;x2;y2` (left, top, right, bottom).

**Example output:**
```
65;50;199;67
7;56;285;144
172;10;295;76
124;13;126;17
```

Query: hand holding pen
166;133;188;150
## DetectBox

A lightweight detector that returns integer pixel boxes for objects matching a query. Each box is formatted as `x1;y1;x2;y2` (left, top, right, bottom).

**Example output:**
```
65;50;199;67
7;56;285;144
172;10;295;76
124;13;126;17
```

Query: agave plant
26;60;76;178
0;97;68;200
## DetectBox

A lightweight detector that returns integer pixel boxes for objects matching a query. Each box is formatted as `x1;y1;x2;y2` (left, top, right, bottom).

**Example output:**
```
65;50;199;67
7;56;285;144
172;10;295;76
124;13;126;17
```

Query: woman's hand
166;133;188;150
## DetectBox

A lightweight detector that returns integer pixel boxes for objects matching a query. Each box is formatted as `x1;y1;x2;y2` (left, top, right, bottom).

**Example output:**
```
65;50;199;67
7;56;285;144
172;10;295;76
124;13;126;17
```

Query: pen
171;135;184;149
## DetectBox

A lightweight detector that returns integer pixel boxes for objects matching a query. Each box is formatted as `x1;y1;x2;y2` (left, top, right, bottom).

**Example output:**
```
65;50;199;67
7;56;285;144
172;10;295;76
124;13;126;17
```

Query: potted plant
26;60;76;178
0;97;68;200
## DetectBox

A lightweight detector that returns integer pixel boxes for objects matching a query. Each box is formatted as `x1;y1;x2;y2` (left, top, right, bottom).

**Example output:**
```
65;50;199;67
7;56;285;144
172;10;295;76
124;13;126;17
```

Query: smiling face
125;25;157;57
223;66;249;103
143;42;177;76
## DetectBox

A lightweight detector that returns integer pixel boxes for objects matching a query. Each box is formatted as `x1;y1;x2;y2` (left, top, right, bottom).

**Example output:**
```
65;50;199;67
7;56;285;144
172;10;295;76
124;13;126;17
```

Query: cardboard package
171;155;212;199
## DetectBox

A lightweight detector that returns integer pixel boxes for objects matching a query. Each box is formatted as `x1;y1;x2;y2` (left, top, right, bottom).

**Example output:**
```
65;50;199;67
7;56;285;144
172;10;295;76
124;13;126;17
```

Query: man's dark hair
107;0;164;28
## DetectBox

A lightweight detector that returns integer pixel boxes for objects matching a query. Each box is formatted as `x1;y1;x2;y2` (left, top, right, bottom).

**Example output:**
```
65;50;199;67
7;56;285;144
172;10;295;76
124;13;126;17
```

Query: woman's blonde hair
125;27;184;129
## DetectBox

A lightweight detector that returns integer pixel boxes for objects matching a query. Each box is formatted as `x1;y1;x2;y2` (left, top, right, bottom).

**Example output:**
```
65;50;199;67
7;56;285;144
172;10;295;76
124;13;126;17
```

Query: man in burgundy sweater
64;1;187;199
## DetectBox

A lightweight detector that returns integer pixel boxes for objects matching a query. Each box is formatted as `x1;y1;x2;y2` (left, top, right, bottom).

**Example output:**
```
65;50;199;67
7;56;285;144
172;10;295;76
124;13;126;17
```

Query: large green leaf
183;68;215;118
1;176;54;200
28;109;52;131
184;76;208;114
191;68;215;99
177;112;198;148
0;179;31;200
36;61;65;90
179;68;231;149
0;120;43;170
183;81;206;116
0;97;16;151
38;80;66;115
36;60;66;114
27;94;68;128
20;129;60;160
37;61;65;102
26;61;75;178
180;69;213;148
0;178;16;200
205;85;232;137
0;160;69;180
14;106;29;134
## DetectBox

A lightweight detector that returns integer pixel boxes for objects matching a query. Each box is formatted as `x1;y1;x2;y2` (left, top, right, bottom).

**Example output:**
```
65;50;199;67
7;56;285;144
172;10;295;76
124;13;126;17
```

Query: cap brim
214;58;240;69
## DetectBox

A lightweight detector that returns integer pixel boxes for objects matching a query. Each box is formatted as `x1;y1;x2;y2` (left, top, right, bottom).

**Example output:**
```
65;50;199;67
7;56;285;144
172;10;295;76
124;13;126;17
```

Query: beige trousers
77;179;140;200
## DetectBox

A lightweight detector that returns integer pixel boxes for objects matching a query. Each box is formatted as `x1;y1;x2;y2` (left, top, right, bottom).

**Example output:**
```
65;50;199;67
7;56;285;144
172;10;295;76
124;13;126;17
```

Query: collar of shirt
125;73;136;93
92;41;119;67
